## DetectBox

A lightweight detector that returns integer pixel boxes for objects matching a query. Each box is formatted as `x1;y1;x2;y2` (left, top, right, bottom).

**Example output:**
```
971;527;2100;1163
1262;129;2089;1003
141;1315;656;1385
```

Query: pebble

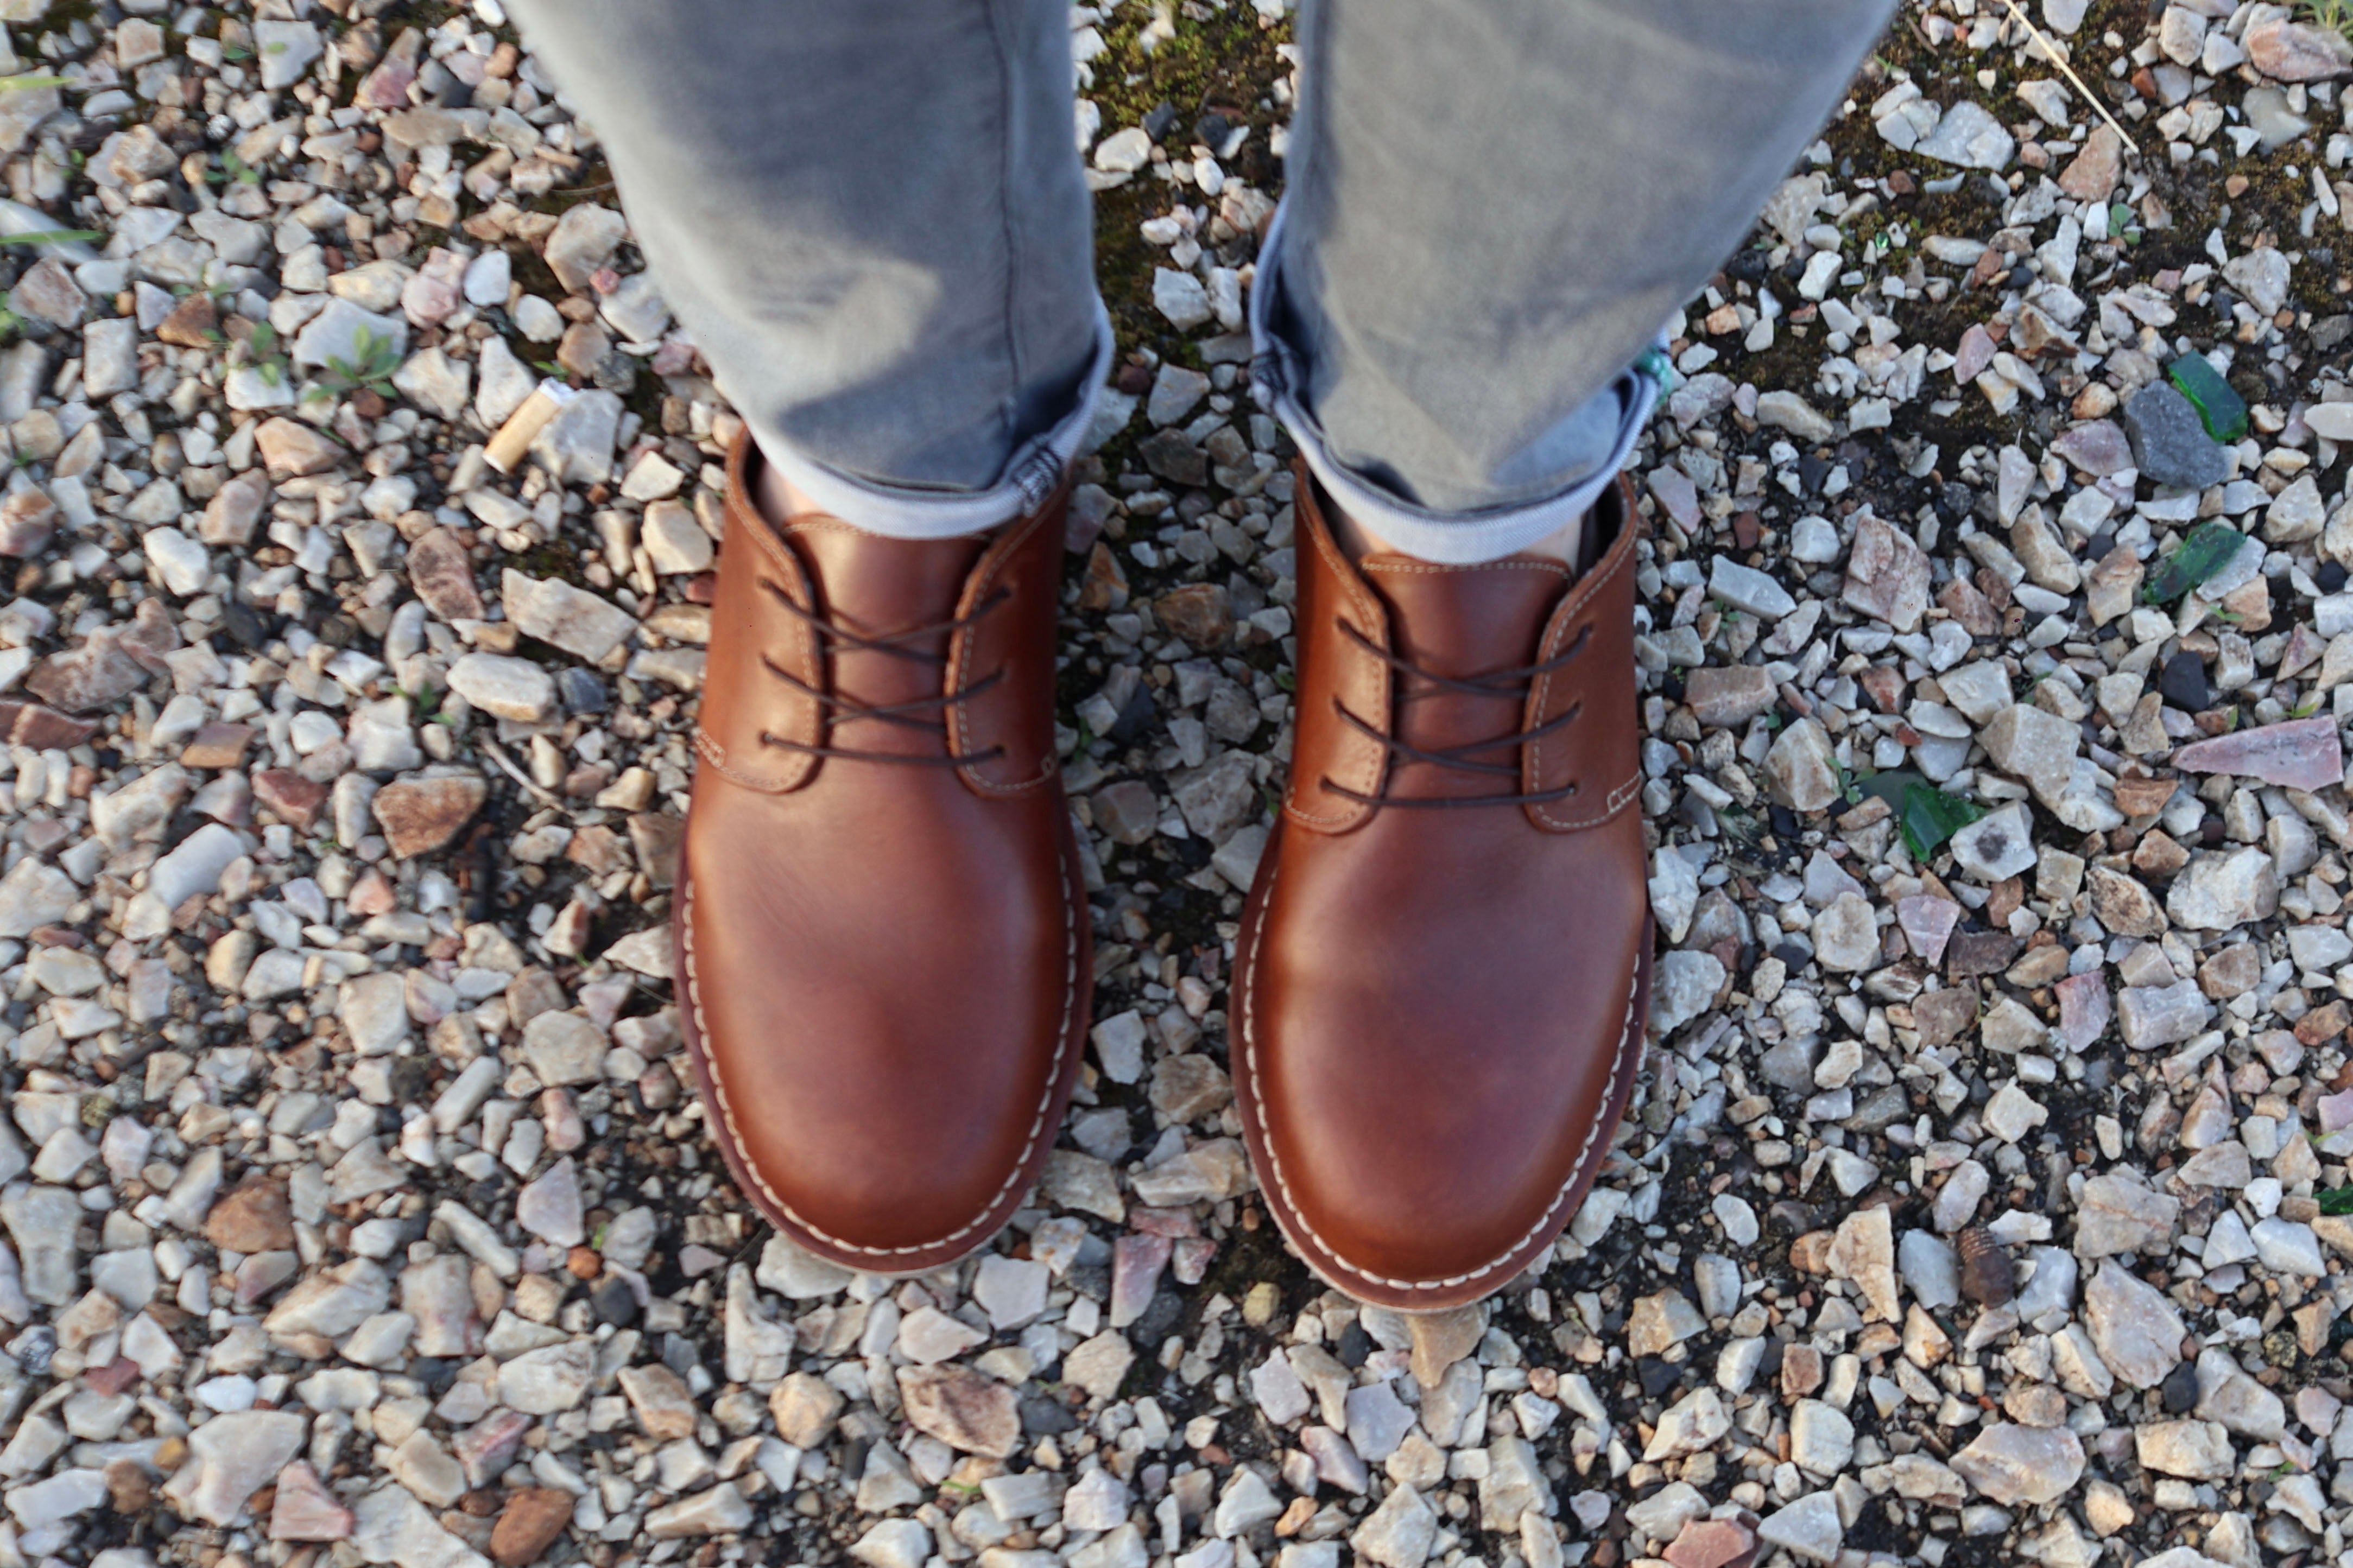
2135;1419;2235;1478
2084;1259;2186;1388
898;1366;1021;1456
1352;1482;1437;1568
165;1410;306;1525
1154;269;1215;330
2247;17;2353;81
490;1489;574;1566
448;653;557;723
501;570;640;662
1951;1423;2084;1505
270;1460;357;1542
1755;1490;1843;1564
2124;383;2230;490
2165;847;2279;930
1842;514;1931;632
1708;557;1795;619
1916;100;2015;169
545;205;628;291
1948;802;2036;880
1755;390;1834;443
2174;715;2344;790
371;775;489;858
1764;718;1839;812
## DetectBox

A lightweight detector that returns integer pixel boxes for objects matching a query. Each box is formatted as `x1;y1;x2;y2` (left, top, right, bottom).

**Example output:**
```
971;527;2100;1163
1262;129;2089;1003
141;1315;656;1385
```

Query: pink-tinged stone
0;489;55;557
0;700;93;750
355;30;422;109
1666;1519;1759;1568
1129;1206;1203;1238
83;1357;140;1396
2281;625;2329;681
2319;1087;2353;1134
2247;18;2353;81
2297;1385;2343;1439
453;1408;534;1487
1648;466;1702;530
2174;716;2345;791
1954;325;1997;385
252;770;327;830
1842;513;1932;632
1065;491;1109;555
270;1461;355;1542
1110;1234;1172;1329
2051;419;2133;477
402;247;467;328
541;1088;586;1152
346;868;399;917
1172;1236;1217;1285
2057;972;2112;1052
1896;896;1962;966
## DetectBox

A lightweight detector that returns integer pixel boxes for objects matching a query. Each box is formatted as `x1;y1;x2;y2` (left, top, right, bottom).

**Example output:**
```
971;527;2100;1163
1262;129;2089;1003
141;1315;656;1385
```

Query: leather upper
1235;464;1652;1309
676;435;1089;1272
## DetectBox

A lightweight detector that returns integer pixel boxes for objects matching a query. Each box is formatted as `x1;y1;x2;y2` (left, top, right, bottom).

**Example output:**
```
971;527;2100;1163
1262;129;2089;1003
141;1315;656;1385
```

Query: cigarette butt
484;379;575;474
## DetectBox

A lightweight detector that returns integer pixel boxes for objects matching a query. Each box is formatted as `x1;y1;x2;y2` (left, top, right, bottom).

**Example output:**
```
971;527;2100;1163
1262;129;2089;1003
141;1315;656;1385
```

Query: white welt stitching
682;842;1077;1256
1237;861;1642;1293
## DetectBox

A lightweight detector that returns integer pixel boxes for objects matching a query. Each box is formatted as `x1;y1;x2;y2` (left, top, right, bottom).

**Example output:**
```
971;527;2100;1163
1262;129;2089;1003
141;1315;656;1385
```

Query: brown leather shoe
674;436;1090;1275
1232;465;1652;1310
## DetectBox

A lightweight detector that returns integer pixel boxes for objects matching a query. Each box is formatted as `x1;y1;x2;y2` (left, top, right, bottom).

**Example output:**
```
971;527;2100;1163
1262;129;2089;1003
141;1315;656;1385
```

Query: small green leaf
2319;1186;2353;1216
2167;353;2250;442
0;75;69;92
2143;522;2248;604
1897;783;1987;862
0;229;101;247
2292;693;2326;719
1859;770;1988;861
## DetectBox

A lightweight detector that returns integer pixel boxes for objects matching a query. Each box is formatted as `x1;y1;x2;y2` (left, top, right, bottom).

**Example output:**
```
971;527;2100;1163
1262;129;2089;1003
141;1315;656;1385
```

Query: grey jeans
507;0;1893;561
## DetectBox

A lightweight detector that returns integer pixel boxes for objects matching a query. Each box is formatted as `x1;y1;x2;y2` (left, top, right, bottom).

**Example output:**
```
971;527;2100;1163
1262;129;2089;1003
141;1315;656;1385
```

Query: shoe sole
671;805;1094;1279
1230;818;1654;1312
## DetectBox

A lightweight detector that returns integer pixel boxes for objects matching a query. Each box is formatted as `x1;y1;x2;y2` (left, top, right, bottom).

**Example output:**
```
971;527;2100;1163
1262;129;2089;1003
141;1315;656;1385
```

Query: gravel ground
1;1;2352;1567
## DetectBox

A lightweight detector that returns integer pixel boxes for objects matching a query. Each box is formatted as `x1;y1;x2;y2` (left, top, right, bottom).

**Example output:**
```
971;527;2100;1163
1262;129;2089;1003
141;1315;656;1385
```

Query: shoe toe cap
1239;888;1649;1305
680;807;1081;1268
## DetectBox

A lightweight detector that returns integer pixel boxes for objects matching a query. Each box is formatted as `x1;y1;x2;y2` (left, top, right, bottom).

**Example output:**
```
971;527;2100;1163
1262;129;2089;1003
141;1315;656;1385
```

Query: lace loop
754;580;1009;767
1318;620;1591;810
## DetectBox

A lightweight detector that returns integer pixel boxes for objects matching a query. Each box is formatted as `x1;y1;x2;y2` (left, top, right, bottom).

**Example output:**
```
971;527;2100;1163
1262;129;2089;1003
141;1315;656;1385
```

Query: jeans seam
984;0;1025;471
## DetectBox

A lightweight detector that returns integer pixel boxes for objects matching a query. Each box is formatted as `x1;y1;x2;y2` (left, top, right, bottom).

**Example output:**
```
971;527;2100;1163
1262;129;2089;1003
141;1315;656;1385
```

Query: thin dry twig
1997;0;2142;160
479;734;566;810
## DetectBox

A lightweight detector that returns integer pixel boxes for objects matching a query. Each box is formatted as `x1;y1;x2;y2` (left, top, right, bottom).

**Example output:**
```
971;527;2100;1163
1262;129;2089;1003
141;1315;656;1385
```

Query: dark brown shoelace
1320;622;1591;810
752;579;1009;767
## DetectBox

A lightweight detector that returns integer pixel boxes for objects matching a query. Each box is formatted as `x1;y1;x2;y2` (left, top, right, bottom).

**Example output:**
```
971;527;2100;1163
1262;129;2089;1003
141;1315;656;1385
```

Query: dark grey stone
2122;382;2229;490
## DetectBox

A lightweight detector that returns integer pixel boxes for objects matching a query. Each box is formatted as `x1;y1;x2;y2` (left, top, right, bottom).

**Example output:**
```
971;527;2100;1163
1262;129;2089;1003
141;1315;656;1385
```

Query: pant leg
1254;0;1896;563
505;0;1110;536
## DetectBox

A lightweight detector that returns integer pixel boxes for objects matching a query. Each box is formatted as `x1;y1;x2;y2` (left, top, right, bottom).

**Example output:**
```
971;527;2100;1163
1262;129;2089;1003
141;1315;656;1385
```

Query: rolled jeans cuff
749;297;1118;538
1248;204;1663;566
